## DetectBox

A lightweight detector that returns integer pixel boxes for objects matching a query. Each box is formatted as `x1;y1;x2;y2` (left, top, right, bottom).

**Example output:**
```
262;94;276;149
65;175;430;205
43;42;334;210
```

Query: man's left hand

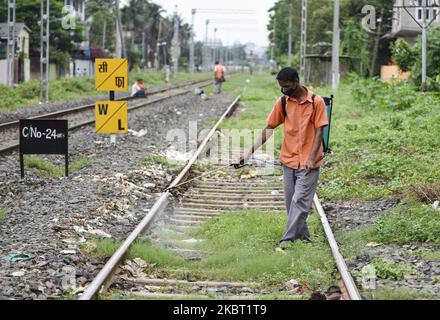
304;160;316;175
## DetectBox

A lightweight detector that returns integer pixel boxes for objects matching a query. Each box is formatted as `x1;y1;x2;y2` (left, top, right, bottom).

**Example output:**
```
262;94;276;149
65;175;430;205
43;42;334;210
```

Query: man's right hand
233;153;249;169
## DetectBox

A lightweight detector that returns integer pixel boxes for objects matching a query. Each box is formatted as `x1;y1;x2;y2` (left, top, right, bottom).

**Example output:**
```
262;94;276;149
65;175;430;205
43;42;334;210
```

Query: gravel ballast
0;91;235;299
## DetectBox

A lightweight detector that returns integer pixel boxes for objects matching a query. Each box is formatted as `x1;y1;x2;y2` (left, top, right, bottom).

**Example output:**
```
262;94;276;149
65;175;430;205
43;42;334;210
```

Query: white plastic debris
271;190;280;196
180;238;203;244
165;147;193;162
128;129;148;138
60;250;76;255
87;228;112;238
433;200;439;211
12;271;25;277
115;173;124;182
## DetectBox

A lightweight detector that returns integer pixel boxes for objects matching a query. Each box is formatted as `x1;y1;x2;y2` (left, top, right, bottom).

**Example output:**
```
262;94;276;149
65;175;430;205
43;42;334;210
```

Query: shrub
391;38;415;72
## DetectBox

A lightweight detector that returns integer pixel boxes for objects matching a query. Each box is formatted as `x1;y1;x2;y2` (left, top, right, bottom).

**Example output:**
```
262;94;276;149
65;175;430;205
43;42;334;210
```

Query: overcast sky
121;0;276;47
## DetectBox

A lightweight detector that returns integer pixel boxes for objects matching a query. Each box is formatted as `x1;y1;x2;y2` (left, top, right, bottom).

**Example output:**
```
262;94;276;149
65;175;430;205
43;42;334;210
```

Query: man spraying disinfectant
239;67;329;251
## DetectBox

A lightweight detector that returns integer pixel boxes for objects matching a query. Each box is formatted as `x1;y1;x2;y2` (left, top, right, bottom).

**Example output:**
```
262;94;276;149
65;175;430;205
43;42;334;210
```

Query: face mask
281;86;296;97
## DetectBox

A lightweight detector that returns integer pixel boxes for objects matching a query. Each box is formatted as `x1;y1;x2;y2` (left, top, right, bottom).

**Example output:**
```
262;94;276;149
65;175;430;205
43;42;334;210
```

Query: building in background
389;0;440;44
0;23;31;85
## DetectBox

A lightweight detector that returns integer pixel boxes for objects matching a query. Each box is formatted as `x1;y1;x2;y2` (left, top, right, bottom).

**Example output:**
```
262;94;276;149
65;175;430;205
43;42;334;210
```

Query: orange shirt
214;65;224;80
266;86;329;169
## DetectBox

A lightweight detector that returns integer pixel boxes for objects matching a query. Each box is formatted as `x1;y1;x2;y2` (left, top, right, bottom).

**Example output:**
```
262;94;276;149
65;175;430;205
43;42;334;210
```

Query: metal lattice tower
7;0;16;86
40;0;50;103
300;0;308;82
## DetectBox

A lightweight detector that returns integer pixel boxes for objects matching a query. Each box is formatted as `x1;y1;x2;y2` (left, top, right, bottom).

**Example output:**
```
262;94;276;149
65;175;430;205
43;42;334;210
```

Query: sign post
19;120;68;178
95;58;129;142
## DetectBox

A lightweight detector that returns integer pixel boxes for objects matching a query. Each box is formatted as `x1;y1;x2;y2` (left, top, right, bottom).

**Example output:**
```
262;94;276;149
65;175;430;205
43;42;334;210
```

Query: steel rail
79;96;241;300
0;80;214;155
314;194;362;300
0;79;211;131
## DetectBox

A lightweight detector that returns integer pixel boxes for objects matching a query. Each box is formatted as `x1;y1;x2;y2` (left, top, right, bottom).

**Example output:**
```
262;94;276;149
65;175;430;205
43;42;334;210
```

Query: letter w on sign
95;101;128;134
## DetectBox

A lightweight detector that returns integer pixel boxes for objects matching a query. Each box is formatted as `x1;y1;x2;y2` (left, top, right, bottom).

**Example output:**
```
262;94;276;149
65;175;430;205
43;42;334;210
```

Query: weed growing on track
400;248;440;262
24;155;92;178
143;155;186;172
368;287;435;300
336;199;440;248
371;259;417;281
372;199;440;244
190;210;335;291
0;206;8;220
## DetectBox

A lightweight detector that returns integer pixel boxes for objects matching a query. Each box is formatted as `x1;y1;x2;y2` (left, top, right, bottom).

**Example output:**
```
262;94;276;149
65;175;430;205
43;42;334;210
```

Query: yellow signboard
95;101;128;134
95;59;128;91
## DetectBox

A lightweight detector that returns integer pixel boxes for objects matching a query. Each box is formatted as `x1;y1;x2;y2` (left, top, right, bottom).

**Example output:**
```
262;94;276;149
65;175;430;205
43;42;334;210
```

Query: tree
86;0;116;55
391;38;415;72
120;0;192;69
267;0;394;75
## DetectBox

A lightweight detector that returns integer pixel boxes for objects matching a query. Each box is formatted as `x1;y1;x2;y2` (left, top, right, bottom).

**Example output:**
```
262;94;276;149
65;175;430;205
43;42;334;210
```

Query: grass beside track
0;71;211;112
24;155;92;178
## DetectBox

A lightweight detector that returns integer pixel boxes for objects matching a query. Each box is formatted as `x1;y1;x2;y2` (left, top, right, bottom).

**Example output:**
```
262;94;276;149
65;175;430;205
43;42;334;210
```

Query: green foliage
143;155;186;171
86;0;116;53
391;39;416;72
372;259;416;280
191;210;335;291
371;287;434;300
341;19;370;76
373;200;440;244
349;75;418;111
267;0;394;74
25;155;91;178
0;206;9;220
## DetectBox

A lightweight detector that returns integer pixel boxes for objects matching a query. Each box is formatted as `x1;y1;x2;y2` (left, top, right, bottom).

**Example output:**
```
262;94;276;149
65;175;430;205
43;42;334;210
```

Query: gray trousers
281;165;320;242
214;80;222;94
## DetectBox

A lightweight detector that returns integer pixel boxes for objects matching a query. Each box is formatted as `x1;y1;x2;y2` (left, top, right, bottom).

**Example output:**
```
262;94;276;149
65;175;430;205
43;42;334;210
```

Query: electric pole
421;3;427;91
213;28;218;63
204;19;210;70
40;0;50;103
331;0;340;90
7;0;16;87
115;0;126;58
287;1;293;67
172;6;180;79
300;0;308;82
370;8;384;77
154;18;163;70
190;9;196;75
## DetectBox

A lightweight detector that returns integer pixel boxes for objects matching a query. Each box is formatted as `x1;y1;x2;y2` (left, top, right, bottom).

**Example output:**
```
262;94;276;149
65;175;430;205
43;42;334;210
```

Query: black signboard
19;120;69;178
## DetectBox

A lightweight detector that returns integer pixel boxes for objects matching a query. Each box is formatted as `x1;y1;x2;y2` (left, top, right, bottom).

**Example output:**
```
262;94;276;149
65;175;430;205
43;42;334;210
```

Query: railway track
78;96;362;301
0;79;213;155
